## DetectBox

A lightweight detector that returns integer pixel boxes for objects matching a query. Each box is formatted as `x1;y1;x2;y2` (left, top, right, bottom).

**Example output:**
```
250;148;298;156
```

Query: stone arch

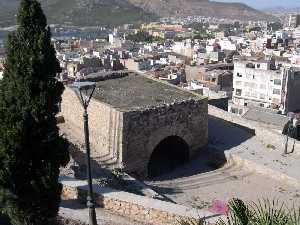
147;135;189;178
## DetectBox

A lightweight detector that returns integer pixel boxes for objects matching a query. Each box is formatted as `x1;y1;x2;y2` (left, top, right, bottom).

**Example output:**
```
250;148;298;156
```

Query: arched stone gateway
61;74;208;176
148;136;189;178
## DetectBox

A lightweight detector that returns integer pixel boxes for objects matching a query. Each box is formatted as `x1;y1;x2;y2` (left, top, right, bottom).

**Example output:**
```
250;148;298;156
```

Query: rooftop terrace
93;73;203;111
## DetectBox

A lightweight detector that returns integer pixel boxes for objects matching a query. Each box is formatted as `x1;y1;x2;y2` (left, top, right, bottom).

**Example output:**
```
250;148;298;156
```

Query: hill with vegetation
0;0;274;27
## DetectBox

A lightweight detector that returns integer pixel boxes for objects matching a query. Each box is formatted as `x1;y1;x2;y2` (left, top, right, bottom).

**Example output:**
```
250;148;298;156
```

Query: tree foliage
126;30;163;43
179;199;300;225
0;0;69;224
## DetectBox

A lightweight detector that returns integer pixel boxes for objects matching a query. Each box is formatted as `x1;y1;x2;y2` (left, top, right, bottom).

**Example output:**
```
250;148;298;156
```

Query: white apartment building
229;60;283;115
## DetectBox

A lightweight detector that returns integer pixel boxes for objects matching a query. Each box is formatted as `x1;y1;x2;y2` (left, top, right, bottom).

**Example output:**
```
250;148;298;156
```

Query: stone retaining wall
209;105;300;155
60;177;221;225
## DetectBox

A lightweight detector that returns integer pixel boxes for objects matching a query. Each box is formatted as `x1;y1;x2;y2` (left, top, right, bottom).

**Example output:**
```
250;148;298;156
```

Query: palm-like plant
178;219;206;225
217;199;300;225
179;199;300;225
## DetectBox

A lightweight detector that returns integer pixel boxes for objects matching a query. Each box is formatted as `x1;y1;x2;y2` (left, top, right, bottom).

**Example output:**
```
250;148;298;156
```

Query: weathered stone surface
61;74;208;176
61;178;221;225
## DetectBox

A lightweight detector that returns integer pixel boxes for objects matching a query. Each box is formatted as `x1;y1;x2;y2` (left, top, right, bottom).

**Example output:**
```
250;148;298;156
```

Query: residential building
288;14;300;28
229;60;283;115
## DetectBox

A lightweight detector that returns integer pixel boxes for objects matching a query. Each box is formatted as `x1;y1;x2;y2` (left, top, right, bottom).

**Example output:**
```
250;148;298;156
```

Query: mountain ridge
0;0;275;27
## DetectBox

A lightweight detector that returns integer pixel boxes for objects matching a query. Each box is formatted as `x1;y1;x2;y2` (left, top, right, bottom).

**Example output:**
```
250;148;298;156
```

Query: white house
229;60;283;115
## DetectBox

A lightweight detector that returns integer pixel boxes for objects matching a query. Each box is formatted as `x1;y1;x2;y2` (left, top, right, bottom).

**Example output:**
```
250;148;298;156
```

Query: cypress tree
0;0;69;224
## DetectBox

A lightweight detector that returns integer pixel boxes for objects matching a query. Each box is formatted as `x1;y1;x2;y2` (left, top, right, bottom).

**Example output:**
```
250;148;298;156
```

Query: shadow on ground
63;113;256;200
144;115;255;182
208;115;255;151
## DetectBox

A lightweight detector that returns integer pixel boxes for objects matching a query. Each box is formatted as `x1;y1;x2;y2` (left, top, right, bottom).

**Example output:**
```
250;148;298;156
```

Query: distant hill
0;0;156;27
0;0;275;27
129;0;274;21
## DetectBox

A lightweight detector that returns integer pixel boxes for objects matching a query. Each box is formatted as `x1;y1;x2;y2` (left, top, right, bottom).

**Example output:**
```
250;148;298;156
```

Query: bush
0;0;69;224
179;199;300;225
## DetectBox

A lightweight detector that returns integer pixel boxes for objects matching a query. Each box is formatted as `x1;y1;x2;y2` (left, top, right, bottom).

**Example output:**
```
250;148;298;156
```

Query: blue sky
215;0;300;9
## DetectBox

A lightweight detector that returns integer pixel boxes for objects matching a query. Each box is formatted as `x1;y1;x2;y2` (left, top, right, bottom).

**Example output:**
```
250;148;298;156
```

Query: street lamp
69;81;97;225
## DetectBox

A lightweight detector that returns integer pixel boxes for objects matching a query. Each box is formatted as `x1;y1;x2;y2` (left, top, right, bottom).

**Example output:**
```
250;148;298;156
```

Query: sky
215;0;300;9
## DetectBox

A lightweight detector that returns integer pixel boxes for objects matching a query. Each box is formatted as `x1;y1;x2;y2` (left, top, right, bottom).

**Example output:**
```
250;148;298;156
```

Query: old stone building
61;72;208;177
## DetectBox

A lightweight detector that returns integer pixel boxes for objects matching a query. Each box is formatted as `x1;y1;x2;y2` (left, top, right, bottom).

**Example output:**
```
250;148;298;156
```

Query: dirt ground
145;149;300;210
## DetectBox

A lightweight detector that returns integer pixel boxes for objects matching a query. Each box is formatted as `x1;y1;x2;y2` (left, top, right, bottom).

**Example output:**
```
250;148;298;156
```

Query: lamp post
69;81;97;225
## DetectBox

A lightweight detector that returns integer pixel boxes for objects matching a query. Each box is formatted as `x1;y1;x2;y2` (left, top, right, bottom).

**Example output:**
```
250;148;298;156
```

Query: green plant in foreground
178;218;206;225
217;199;300;225
179;199;300;225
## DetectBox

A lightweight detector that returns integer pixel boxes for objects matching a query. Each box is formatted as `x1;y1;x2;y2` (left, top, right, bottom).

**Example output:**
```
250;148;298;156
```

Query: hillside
0;0;156;27
0;0;274;27
128;0;273;21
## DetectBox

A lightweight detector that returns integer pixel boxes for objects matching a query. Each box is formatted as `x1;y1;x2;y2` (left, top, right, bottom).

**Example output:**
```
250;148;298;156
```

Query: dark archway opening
148;136;189;178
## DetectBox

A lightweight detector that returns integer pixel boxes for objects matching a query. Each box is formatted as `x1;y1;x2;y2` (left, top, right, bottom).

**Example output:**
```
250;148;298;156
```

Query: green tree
0;0;69;225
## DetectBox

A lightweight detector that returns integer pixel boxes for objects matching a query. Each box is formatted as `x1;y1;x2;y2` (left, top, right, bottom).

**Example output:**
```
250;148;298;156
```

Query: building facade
229;61;283;115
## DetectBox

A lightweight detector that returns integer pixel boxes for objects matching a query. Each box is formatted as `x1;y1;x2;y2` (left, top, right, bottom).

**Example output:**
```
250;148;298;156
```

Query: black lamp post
69;81;97;225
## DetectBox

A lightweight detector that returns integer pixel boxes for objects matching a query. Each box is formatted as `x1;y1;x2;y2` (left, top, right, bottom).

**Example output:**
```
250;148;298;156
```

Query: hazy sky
215;0;300;9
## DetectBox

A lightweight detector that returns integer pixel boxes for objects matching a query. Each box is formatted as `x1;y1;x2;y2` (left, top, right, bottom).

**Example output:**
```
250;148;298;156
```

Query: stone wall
208;105;300;155
60;88;123;167
60;178;220;225
61;86;208;175
122;99;208;174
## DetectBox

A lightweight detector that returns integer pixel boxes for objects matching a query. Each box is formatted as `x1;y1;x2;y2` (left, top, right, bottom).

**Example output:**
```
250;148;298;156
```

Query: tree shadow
68;143;118;180
63;114;256;202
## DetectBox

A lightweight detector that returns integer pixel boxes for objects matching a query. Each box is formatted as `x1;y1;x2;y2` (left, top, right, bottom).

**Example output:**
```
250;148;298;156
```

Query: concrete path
146;116;300;210
208;115;300;186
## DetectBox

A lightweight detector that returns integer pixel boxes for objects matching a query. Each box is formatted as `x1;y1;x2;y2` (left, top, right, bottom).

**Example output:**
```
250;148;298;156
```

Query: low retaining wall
209;105;300;155
60;177;222;225
227;153;300;188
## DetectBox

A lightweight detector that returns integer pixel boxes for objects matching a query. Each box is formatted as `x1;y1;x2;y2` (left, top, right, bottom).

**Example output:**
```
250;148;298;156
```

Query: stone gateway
61;73;208;177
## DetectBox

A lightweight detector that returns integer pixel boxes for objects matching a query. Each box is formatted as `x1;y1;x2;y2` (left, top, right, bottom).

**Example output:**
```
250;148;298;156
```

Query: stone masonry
60;73;208;176
60;177;221;225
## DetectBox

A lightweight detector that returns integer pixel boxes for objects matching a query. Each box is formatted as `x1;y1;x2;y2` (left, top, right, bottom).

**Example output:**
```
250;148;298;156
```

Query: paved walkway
146;116;300;210
59;200;150;225
209;115;300;186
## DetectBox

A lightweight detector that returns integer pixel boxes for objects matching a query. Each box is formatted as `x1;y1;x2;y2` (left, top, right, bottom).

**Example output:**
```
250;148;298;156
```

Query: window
259;103;264;107
274;79;281;85
231;108;238;114
237;72;242;77
257;64;260;68
236;89;242;96
273;89;281;95
246;63;255;68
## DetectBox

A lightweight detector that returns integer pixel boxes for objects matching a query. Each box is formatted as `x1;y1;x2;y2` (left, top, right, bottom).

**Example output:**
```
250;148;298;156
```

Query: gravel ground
145;116;300;210
146;150;300;210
